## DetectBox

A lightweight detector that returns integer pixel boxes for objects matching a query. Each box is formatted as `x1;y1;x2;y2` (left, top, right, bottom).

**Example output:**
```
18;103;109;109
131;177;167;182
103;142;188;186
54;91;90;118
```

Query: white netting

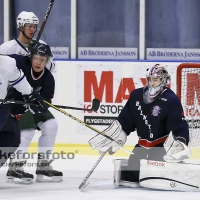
177;65;200;164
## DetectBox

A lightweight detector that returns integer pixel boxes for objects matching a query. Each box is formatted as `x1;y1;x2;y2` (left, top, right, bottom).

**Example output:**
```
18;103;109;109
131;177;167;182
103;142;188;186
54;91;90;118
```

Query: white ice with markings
0;155;200;200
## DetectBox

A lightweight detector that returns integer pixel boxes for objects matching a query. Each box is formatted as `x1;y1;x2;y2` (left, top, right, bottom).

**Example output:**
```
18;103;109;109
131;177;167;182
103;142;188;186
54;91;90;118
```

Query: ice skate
35;160;63;182
7;160;34;184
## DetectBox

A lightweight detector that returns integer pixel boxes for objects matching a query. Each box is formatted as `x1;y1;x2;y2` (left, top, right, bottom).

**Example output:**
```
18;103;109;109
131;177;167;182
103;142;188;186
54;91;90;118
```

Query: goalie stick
0;98;100;111
44;101;133;155
78;149;109;191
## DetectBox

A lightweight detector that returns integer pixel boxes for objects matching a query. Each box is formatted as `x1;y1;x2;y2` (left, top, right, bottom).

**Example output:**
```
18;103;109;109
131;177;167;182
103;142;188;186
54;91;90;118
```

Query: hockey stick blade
54;98;100;111
79;182;90;191
91;98;100;111
79;150;108;191
44;101;133;155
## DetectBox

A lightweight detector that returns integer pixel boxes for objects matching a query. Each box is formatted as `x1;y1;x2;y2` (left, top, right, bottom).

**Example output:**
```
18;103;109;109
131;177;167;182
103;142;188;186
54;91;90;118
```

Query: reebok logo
147;160;165;167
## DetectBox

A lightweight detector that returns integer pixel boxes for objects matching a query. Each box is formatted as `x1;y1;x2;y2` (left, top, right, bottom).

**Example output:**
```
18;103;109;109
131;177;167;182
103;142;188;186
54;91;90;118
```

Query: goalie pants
0;104;21;167
121;143;166;183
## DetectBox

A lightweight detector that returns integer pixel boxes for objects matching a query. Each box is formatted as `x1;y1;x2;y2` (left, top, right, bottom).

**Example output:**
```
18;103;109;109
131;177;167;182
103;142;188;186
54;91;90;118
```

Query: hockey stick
78;149;110;191
28;0;55;50
44;101;133;155
36;0;55;41
0;99;35;106
54;98;100;111
0;98;100;111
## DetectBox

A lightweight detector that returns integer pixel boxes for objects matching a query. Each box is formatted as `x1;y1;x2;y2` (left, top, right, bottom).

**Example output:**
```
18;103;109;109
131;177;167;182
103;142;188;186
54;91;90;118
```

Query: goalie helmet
30;42;52;59
16;11;39;29
143;64;171;104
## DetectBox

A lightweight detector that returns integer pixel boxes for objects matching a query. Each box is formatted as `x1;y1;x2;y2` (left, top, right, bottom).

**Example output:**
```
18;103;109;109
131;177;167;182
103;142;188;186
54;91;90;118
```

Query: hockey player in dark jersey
5;42;62;184
88;64;190;187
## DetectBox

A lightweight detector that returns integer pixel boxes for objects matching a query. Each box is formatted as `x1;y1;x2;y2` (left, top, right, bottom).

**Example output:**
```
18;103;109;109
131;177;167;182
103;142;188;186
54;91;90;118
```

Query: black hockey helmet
30;42;52;59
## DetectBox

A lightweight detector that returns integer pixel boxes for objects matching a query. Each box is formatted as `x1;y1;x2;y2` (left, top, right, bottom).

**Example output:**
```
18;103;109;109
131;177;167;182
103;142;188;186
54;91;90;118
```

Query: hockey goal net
177;63;200;164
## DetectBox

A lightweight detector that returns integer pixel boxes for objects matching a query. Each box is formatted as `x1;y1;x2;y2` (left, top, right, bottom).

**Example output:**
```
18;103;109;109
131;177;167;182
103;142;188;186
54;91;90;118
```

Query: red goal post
177;63;200;162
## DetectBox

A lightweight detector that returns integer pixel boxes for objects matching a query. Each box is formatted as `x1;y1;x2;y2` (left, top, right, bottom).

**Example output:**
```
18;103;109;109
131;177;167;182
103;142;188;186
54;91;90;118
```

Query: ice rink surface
0;155;200;200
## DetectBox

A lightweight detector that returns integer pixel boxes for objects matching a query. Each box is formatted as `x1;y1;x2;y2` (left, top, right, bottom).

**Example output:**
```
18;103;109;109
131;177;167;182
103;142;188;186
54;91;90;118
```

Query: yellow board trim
29;143;134;157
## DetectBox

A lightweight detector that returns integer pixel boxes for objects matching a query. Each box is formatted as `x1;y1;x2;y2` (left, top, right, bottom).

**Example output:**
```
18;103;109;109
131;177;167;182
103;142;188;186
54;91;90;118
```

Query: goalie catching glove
88;120;127;155
163;132;191;163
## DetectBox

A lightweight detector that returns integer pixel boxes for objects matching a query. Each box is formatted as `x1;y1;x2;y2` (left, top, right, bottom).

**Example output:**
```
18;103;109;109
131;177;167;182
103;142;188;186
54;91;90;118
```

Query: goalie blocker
88;120;127;155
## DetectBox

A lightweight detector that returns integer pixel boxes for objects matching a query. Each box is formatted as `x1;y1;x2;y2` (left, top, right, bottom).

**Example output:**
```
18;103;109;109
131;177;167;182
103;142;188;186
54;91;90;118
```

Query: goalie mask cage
177;63;200;164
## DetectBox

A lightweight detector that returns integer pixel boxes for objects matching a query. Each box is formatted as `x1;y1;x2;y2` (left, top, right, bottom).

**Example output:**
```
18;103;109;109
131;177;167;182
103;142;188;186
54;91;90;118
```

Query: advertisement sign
78;47;138;60
147;48;200;60
177;66;200;126
51;47;69;59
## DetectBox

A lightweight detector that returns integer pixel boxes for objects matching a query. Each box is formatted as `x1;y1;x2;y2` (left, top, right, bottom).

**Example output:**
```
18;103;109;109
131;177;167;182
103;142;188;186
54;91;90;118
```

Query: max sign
83;71;146;125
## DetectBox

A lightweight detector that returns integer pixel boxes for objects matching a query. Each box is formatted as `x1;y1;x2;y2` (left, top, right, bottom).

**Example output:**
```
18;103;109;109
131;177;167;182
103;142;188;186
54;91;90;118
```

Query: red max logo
186;73;200;106
84;71;146;103
84;71;171;103
147;160;165;167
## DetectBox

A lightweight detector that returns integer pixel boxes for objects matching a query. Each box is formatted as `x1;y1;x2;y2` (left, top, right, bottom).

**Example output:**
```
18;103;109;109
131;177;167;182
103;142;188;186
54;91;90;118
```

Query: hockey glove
28;39;38;51
163;132;191;163
88;120;127;155
23;90;47;115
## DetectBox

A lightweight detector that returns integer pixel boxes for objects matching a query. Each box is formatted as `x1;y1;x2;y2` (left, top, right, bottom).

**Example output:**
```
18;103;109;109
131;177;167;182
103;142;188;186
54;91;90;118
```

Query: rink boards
30;61;182;155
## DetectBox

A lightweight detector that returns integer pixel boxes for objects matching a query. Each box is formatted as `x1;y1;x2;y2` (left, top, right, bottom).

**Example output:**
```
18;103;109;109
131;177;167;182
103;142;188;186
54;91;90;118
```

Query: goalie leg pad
140;159;200;191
